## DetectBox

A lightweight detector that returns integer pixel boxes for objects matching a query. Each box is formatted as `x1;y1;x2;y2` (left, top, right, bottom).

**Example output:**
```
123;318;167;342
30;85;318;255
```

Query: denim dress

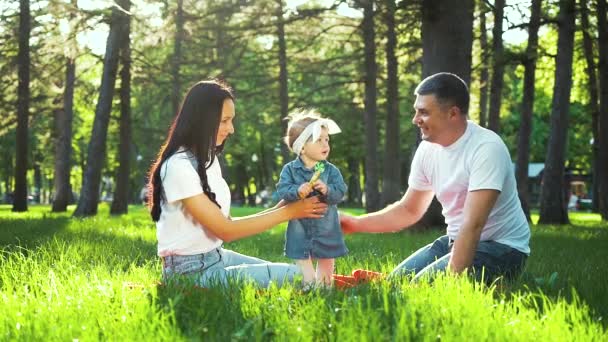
276;158;348;259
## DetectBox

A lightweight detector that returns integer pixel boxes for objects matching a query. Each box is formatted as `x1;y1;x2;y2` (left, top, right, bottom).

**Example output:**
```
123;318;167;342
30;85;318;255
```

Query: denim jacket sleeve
276;164;301;202
325;164;347;205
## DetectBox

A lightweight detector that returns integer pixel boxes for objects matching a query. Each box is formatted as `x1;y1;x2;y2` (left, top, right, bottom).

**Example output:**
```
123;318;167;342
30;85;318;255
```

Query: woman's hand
288;196;327;219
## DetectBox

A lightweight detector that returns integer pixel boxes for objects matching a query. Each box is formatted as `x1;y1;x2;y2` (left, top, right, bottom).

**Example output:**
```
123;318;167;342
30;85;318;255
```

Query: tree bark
111;0;132;215
580;0;600;212
277;0;291;163
515;0;542;222
487;0;505;133
478;2;489;128
52;58;76;212
421;0;474;84
347;157;362;206
12;0;30;212
381;0;401;206
73;3;129;217
171;0;184;117
419;0;474;228
597;0;608;220
538;0;576;224
360;0;380;212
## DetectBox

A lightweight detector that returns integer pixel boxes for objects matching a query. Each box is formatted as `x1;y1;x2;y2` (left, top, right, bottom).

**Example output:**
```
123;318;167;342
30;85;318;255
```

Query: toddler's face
302;127;330;162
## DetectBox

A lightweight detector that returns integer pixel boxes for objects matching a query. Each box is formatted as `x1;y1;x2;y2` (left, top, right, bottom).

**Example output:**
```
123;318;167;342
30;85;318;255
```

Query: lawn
0;204;606;340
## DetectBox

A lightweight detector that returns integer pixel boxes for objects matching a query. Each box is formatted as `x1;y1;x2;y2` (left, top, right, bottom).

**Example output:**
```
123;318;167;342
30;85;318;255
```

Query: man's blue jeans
388;235;527;283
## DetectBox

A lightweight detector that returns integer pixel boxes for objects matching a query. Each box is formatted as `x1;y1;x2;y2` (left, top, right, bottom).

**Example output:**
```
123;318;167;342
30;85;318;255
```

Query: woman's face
217;99;235;146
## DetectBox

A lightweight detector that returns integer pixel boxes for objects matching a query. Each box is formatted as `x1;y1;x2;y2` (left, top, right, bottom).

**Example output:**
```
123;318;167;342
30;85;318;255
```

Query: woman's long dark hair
148;80;234;221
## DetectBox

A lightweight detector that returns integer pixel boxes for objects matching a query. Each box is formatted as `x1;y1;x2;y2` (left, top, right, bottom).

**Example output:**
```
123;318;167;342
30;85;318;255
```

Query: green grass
0;204;606;340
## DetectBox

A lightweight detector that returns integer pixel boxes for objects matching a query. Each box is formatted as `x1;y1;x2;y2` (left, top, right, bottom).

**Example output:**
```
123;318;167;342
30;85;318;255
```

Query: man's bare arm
341;188;435;233
448;189;500;273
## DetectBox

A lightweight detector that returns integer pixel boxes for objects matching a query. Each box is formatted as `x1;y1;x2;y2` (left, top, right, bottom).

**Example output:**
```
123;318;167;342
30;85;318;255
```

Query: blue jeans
162;248;301;288
389;235;527;283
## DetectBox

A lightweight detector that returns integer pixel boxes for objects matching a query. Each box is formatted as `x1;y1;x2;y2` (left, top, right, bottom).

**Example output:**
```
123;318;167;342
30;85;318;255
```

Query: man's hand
339;213;359;234
312;180;328;195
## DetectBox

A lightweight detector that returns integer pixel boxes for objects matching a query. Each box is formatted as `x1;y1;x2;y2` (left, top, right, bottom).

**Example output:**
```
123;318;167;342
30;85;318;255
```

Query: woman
148;80;327;288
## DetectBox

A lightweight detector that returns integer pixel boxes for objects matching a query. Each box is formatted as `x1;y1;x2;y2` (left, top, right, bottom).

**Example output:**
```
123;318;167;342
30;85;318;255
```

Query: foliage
0;0;602;210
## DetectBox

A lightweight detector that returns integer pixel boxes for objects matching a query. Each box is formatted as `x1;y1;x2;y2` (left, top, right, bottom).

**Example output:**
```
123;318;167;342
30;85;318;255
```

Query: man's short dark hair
415;72;469;115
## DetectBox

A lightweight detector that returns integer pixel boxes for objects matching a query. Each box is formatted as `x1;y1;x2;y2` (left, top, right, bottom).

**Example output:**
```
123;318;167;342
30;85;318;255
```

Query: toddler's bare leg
316;258;335;286
296;257;315;285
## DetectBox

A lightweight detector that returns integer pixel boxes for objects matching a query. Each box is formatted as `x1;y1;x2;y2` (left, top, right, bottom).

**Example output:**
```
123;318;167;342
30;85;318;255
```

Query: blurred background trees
0;0;605;223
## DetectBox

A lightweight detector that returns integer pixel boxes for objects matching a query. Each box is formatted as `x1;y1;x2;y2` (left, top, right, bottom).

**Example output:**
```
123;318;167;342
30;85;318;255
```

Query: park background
1;0;608;340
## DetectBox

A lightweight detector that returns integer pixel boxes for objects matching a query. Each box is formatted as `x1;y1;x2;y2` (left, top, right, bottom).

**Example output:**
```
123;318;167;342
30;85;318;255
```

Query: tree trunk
487;0;505;133
478;2;489;127
421;0;474;84
12;0;30;212
538;0;576;224
347;157;362;206
277;0;291;163
52;57;75;212
381;0;401;206
515;0;542;222
33;162;41;203
73;4;128;217
111;0;132;215
580;0;600;212
419;0;474;228
360;0;380;212
597;0;608;220
171;0;184;116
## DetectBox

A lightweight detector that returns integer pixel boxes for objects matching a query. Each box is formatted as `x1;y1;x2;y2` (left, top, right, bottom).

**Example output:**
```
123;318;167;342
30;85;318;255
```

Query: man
340;72;530;283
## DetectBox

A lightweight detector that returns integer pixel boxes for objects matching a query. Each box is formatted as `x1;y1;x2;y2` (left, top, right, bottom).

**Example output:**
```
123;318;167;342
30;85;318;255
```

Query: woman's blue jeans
162;248;301;288
388;235;527;283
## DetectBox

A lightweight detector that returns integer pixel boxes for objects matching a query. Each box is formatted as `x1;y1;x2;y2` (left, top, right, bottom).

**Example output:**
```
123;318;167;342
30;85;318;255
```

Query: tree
74;2;129;217
171;0;184;117
597;0;608;220
478;1;490;128
538;0;576;224
381;0;400;206
276;0;290;163
580;0;600;213
52;0;78;212
421;0;473;84
359;0;380;212
515;0;542;222
12;0;31;212
111;0;132;215
487;0;505;133
418;0;474;228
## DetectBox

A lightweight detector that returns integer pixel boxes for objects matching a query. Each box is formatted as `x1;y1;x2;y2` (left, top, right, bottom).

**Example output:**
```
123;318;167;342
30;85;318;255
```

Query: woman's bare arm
182;195;326;242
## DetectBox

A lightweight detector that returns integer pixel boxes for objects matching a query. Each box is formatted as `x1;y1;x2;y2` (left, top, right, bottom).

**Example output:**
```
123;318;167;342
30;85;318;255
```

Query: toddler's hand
298;183;313;199
313;180;328;195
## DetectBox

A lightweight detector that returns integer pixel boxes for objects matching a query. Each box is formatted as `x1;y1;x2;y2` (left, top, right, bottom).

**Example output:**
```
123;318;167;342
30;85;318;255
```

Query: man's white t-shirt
156;150;230;256
409;121;530;254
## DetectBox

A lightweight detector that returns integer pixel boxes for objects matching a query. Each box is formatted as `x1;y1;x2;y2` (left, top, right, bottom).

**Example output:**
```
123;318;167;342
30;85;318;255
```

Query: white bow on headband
291;118;341;155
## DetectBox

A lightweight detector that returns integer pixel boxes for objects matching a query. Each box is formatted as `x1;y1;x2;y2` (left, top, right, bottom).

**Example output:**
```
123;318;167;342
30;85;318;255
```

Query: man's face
412;94;452;145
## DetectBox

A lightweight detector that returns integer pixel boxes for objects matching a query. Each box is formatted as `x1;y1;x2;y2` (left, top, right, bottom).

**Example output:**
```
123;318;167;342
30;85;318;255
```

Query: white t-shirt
409;121;530;254
156;150;230;256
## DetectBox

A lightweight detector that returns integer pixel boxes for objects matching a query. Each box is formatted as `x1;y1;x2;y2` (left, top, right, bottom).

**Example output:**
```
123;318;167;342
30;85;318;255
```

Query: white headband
291;118;341;155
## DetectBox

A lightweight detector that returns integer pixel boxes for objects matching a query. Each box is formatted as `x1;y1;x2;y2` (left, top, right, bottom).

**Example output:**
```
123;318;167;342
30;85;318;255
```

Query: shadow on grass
0;216;70;250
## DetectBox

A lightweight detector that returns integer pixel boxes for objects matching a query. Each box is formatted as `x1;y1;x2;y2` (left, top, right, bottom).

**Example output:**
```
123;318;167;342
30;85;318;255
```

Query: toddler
276;109;348;288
